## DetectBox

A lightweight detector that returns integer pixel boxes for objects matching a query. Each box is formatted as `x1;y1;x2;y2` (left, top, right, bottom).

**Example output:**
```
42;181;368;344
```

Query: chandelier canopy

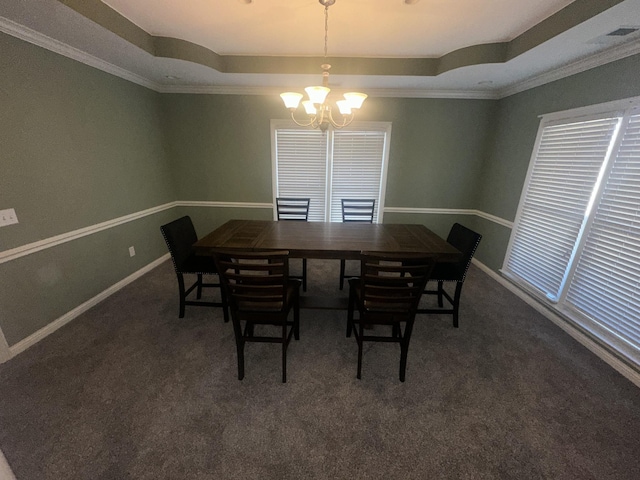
280;0;367;132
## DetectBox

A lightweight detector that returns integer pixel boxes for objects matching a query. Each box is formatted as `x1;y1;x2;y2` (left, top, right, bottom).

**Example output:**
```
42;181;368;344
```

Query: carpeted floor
1;259;640;479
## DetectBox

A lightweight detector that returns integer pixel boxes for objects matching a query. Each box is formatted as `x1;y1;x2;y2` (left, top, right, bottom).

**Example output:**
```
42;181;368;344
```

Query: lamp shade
305;86;330;105
302;100;317;115
280;92;303;109
343;92;367;109
336;100;352;115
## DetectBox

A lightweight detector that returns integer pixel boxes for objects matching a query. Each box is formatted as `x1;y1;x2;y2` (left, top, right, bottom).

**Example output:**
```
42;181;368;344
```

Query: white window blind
272;122;390;223
274;129;328;222
503;98;640;369
566;112;640;353
506;117;621;300
329;130;386;222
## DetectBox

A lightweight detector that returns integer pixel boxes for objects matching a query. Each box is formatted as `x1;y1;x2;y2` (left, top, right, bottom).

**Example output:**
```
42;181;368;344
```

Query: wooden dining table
194;219;461;261
194;219;461;308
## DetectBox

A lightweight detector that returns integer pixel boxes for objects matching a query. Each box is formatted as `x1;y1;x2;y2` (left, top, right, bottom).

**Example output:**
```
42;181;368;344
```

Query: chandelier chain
324;5;329;58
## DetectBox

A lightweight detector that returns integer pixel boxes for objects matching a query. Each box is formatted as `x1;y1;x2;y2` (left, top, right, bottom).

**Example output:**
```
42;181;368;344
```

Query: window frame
502;95;640;368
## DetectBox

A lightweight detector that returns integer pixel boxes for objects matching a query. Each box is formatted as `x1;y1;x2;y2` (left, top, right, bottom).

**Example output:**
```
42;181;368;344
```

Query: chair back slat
214;250;290;312
277;198;310;221
341;199;375;223
359;253;435;315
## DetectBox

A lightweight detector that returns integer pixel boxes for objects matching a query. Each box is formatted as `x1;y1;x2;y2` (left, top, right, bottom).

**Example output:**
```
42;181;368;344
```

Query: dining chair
339;198;376;290
416;223;482;327
160;216;228;321
213;250;301;383
276;197;310;292
346;252;435;381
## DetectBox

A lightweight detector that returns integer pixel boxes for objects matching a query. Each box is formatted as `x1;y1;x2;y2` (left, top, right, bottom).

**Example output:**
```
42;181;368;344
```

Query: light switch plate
0;208;18;227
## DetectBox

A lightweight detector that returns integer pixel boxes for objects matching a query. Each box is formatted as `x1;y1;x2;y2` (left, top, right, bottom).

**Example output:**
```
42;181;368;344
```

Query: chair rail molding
0;203;510;266
383;207;513;229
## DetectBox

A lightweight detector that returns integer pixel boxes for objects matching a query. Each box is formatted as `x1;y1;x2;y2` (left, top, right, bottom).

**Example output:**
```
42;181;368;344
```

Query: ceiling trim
155;84;501;100
1;2;638;100
0;16;160;91
59;0;628;78
498;39;640;98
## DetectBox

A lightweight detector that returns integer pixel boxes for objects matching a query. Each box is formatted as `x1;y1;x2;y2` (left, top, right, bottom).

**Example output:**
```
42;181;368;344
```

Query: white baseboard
472;259;640;388
0;449;16;480
5;254;170;361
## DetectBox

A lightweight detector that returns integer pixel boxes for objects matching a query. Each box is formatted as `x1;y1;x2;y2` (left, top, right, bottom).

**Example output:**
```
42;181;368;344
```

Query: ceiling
1;0;639;98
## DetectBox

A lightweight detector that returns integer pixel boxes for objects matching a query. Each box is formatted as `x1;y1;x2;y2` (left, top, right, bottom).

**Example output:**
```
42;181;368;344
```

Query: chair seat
430;262;465;282
179;254;218;274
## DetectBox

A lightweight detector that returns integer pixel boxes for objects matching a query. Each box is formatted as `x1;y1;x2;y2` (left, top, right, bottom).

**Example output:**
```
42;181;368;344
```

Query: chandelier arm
327;109;355;129
289;111;317;128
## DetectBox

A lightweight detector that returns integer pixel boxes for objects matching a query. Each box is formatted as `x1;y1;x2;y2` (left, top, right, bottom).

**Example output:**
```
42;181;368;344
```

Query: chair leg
196;274;203;299
399;320;415;382
302;259;307;292
294;298;300;340
346;288;355;338
452;282;463;328
232;319;245;380
356;322;364;379
220;285;230;323
339;260;346;290
437;280;444;307
282;322;288;383
177;274;187;318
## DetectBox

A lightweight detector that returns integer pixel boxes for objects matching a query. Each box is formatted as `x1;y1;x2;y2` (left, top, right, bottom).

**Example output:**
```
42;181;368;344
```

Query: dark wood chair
276;197;310;292
160;216;228;321
416;223;482;327
340;198;376;290
347;252;435;381
213;250;301;383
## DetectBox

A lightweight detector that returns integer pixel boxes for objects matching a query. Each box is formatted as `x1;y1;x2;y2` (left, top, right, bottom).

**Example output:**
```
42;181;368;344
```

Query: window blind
329;130;386;222
566;112;640;352
275;129;328;222
505;117;621;300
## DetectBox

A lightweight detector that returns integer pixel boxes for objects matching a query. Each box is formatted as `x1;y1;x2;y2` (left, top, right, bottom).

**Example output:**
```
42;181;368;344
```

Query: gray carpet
1;259;640;479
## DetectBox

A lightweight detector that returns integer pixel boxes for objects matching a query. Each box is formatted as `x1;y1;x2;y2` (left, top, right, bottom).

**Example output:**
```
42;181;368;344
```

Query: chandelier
280;0;367;132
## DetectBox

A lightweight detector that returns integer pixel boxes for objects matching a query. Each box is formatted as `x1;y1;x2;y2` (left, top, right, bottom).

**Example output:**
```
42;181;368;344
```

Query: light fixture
280;0;367;132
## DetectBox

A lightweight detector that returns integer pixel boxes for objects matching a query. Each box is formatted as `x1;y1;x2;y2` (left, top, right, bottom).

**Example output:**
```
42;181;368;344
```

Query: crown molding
497;40;640;99
0;15;160;91
2;13;638;100
157;84;501;100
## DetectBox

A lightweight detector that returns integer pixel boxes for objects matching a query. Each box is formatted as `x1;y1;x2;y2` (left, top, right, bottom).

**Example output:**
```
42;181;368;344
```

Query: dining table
194;219;461;309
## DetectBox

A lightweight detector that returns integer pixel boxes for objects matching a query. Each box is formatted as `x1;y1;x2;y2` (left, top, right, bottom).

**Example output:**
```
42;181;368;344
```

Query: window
271;121;391;222
503;97;640;368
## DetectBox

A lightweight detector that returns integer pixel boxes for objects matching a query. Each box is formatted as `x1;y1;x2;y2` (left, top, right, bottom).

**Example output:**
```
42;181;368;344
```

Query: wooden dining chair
160;216;229;321
416;223;482;327
346;252;435;381
213;250;301;383
276;197;310;292
339;198;376;290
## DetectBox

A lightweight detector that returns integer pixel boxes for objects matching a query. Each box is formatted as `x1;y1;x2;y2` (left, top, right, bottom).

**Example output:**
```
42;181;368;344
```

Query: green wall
2;26;640;348
0;33;176;345
161;95;495;208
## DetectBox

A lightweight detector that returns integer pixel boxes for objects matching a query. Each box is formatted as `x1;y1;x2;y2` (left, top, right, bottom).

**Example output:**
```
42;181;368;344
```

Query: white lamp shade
343;92;367;109
302;100;317;115
305;86;330;105
280;92;303;109
336;100;352;115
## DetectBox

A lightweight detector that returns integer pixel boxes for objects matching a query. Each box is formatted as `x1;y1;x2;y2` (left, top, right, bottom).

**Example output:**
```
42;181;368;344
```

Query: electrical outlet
0;208;18;227
129;246;136;257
